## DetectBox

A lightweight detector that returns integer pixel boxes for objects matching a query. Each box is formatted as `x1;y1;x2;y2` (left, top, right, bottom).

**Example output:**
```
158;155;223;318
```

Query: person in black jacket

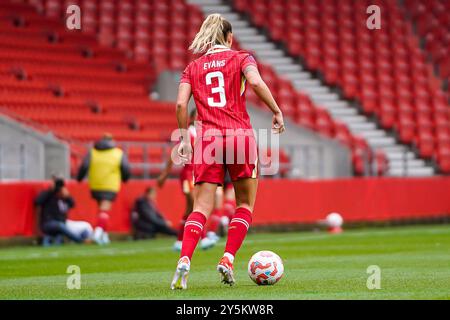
35;176;89;245
131;187;177;239
77;134;131;245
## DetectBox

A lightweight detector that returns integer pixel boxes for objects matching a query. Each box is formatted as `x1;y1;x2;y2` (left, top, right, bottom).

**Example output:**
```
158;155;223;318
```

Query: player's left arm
76;152;91;182
244;65;285;134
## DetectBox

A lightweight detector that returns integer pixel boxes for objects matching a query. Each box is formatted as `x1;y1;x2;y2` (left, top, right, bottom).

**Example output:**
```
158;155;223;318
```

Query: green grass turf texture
0;224;449;299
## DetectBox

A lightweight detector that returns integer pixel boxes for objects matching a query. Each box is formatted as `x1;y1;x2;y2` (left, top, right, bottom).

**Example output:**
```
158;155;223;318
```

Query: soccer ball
326;212;343;228
247;251;284;285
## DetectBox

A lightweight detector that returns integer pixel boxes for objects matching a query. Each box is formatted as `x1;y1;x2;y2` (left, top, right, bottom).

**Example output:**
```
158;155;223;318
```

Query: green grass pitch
0;225;449;299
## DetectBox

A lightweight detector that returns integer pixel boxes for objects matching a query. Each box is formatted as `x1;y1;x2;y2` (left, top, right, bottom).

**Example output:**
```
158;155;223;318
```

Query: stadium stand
21;0;368;175
0;0;180;177
226;0;449;174
0;0;295;178
404;0;449;82
29;0;204;69
1;0;448;177
247;62;384;176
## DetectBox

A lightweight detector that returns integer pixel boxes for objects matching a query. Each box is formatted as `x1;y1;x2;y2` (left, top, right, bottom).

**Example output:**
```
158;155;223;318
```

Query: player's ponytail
189;13;232;54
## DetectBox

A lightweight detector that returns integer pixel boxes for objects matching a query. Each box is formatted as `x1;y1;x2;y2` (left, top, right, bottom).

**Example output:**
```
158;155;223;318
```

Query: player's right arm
244;65;285;134
176;82;193;163
120;153;131;183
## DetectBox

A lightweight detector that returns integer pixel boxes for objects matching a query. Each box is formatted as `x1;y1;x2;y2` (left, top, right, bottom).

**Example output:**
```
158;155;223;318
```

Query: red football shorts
193;134;258;185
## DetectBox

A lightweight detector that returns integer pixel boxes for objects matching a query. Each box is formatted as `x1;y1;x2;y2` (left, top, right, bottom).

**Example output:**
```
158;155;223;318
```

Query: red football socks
224;198;236;221
180;211;207;260
224;207;252;257
97;211;110;231
177;219;186;241
207;209;222;234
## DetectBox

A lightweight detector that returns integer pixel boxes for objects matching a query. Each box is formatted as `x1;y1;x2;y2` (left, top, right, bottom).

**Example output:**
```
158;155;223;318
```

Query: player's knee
98;212;110;220
100;200;111;211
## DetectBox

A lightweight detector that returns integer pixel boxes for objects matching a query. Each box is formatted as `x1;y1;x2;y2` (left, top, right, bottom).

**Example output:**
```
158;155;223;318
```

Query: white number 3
206;71;226;107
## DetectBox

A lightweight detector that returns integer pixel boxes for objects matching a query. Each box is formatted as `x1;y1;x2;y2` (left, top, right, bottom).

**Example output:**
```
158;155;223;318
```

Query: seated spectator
131;187;177;240
35;176;91;245
66;220;93;241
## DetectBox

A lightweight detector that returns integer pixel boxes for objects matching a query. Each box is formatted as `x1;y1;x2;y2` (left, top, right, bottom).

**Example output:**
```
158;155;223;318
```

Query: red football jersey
180;45;257;136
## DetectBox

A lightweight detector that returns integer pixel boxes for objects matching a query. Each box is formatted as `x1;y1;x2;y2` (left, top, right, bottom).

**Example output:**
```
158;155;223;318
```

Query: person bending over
131;187;177;239
35;176;89;245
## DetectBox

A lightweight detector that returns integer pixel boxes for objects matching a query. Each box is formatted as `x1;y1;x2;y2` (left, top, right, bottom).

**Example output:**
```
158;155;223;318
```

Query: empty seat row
404;0;450;79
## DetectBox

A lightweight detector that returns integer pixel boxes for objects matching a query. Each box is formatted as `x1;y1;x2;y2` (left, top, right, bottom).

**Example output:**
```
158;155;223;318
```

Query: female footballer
171;13;285;289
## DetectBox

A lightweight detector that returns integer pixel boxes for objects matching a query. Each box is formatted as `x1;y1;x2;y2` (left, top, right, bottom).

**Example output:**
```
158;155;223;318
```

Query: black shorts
91;190;117;202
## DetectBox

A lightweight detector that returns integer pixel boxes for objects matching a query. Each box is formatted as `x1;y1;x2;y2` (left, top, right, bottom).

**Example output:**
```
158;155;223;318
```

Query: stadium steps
187;0;436;177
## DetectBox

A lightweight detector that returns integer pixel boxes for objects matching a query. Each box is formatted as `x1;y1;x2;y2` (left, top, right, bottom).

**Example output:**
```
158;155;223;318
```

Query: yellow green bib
88;148;123;192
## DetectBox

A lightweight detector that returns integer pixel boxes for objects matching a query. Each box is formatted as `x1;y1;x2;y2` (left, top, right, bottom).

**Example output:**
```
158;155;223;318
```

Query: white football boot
207;231;220;242
200;237;216;250
92;227;104;245
217;255;235;286
170;256;190;290
102;232;110;245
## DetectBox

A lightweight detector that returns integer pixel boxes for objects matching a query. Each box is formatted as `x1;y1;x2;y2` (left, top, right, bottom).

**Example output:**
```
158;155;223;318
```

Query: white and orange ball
326;212;344;228
248;251;284;285
325;212;344;233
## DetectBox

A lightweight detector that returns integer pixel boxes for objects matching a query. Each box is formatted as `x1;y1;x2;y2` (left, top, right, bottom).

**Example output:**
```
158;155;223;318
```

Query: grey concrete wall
155;71;352;178
156;71;197;110
0;115;69;180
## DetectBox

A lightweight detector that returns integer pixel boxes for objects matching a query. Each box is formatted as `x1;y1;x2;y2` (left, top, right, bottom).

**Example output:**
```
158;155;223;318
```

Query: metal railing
0;141;380;181
119;141;173;179
282;144;326;178
72;141;344;179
